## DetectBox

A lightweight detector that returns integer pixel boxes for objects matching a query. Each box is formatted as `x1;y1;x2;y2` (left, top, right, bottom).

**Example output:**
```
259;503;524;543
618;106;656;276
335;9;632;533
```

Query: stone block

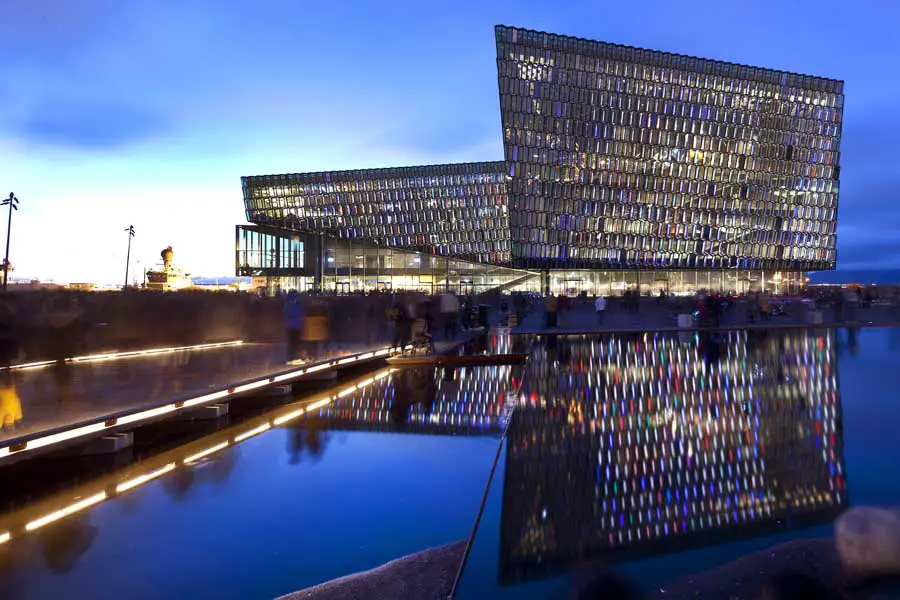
180;402;229;421
72;432;134;456
835;506;900;577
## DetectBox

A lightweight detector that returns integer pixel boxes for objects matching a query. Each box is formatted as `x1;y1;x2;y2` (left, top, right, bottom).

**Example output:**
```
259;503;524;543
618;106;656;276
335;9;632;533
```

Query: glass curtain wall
321;238;539;294
236;225;305;275
547;269;805;296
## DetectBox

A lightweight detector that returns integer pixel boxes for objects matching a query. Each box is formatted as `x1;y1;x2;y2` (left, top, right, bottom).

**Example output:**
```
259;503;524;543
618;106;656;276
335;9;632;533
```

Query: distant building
146;247;192;291
236;26;843;296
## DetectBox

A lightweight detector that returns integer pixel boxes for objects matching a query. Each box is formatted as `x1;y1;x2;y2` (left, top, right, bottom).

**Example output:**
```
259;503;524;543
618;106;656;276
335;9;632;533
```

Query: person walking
439;291;460;339
545;293;558;328
594;294;607;327
283;290;303;362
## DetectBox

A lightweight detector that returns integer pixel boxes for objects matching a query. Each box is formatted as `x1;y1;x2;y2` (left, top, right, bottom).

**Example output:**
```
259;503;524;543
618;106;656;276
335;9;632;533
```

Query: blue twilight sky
0;0;897;283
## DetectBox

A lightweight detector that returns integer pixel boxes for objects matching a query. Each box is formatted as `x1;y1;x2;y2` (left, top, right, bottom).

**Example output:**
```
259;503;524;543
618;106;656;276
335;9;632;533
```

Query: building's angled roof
242;160;506;184
496;24;843;93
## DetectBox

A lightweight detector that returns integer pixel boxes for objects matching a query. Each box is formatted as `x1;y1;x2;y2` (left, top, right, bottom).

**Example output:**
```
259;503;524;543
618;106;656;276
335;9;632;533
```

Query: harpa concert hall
235;25;843;296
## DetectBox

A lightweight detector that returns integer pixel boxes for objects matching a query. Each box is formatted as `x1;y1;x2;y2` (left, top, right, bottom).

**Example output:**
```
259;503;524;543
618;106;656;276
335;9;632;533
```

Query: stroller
407;317;435;355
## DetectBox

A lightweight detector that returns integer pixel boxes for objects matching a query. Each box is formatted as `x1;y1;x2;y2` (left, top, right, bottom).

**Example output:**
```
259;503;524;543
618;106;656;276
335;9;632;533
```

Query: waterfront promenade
514;296;900;334
0;339;399;463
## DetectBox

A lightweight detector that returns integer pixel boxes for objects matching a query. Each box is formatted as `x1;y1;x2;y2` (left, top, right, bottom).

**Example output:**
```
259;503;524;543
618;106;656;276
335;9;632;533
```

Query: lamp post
2;193;19;293
124;225;135;289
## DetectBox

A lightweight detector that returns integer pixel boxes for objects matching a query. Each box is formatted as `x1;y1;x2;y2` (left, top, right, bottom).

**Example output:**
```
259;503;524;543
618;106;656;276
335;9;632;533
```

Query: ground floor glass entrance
546;270;806;297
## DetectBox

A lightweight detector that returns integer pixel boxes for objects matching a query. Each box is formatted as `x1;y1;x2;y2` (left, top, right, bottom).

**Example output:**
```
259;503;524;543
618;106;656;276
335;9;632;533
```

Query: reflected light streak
5;341;244;372
0;367;411;544
234;423;271;443
115;463;177;493
25;493;108;531
0;346;395;462
305;398;334;412
184;442;229;464
273;407;306;426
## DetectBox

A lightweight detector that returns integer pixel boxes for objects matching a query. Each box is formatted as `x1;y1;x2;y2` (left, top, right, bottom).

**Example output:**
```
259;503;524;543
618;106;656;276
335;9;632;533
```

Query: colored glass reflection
315;364;523;434
500;330;845;583
495;25;843;271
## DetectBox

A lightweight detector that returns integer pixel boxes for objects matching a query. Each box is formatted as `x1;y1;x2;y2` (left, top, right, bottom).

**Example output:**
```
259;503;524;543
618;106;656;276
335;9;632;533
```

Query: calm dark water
455;326;900;598
0;327;898;600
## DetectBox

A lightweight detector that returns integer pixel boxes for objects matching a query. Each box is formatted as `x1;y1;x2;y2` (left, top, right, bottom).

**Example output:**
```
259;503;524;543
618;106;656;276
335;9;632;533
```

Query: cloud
10;98;169;150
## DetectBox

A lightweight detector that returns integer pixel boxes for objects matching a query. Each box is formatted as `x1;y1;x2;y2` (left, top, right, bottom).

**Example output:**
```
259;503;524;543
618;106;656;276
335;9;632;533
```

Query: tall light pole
124;225;135;289
2;193;19;293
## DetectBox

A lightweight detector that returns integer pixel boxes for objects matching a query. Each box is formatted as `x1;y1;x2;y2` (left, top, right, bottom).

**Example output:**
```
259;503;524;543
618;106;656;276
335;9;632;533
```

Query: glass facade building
237;26;843;295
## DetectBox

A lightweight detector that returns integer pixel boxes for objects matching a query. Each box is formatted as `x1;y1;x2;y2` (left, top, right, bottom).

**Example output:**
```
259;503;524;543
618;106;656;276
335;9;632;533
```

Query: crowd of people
0;283;892;369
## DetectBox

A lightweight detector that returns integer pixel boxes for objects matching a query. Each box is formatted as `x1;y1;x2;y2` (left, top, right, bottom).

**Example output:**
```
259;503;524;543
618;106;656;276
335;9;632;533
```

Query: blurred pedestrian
283;290;302;362
439;291;459;339
594;294;607;326
545;294;558;328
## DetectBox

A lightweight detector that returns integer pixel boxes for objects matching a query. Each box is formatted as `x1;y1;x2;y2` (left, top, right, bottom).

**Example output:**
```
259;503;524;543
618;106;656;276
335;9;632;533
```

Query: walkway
0;340;397;464
514;300;900;335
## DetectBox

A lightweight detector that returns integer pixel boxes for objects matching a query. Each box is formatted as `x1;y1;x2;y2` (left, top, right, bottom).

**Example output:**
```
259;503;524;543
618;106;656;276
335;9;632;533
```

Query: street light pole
124;225;135;289
2;193;19;293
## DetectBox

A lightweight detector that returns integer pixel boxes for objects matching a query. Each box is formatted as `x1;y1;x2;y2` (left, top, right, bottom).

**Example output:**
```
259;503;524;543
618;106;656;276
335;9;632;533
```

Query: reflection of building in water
316;365;521;435
501;330;844;583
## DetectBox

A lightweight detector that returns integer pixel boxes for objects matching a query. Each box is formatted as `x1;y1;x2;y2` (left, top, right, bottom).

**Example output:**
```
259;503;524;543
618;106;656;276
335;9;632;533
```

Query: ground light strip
0;368;396;548
5;340;246;372
0;346;404;462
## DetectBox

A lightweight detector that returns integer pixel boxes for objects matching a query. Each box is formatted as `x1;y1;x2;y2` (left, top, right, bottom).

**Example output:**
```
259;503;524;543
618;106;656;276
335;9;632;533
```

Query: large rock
645;539;844;600
836;507;900;577
275;540;466;600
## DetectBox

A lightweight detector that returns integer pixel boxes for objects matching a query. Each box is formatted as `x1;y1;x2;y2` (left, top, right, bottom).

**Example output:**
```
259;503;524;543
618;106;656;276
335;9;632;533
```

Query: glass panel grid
242;162;512;266
495;25;843;271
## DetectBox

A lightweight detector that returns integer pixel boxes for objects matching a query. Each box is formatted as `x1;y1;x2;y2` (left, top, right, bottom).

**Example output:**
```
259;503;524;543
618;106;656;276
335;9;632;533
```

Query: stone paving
0;341;386;444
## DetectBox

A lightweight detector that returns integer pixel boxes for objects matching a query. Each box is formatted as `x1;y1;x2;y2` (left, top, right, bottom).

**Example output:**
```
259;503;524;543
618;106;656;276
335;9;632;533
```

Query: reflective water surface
455;327;900;598
0;327;898;599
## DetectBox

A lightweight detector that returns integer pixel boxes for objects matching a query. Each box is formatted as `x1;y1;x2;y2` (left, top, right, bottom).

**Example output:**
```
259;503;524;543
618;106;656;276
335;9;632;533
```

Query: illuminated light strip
273;369;306;383
234;423;271;443
184;442;229;464
337;356;358;365
231;379;272;394
5;341;244;372
21;422;108;452
25;493;108;531
1;364;398;541
115;463;177;493
0;346;395;461
182;390;230;409
273;407;306;426
117;404;178;425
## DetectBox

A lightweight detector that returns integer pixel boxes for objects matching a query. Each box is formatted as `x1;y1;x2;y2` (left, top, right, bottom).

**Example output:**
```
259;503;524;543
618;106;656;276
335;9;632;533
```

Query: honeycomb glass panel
495;25;843;272
241;162;512;266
